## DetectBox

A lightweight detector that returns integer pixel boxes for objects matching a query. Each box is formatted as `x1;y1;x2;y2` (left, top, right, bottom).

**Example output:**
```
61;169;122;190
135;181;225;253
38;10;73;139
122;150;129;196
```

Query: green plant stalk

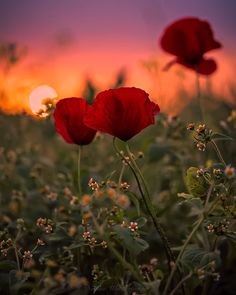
163;184;215;295
210;140;227;167
125;143;175;265
77;146;82;199
113;138;185;293
196;72;205;122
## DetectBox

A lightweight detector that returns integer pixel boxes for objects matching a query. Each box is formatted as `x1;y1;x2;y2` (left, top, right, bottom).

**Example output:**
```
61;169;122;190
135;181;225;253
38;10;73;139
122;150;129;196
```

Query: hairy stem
210;140;227;167
77;146;82;198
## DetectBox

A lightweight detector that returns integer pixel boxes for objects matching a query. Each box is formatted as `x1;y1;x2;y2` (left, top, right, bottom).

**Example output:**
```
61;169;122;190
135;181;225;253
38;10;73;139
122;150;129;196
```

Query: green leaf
185;167;209;198
211;132;233;141
113;225;149;255
181;245;220;270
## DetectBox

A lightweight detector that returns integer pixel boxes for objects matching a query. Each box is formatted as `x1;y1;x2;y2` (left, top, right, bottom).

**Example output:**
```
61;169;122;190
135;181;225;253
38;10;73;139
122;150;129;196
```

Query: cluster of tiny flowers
82;231;97;246
88;178;99;190
128;222;138;232
213;168;223;176
207;219;230;235
92;265;104;281
80;194;91;206
187;123;213;151
120;182;130;190
36;218;53;234
0;238;13;257
23;250;33;260
196;142;206;152
37;238;45;246
196;168;205;177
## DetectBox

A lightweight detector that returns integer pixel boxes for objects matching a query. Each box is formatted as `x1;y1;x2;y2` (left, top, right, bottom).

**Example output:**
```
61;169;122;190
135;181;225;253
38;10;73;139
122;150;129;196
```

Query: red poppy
160;17;222;75
83;87;160;141
53;97;96;145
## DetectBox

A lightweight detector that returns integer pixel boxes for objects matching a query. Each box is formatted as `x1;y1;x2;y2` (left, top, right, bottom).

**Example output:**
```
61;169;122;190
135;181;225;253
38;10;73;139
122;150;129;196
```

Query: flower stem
77;146;82;198
124;143;175;265
196;73;205;122
210;139;226;167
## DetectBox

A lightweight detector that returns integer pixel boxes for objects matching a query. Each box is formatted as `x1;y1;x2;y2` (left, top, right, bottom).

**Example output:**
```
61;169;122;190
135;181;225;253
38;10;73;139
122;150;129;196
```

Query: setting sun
29;85;58;116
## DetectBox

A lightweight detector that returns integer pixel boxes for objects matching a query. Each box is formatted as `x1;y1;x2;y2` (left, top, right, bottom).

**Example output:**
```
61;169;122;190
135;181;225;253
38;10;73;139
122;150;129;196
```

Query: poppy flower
53;97;96;145
83;87;160;141
160;17;222;75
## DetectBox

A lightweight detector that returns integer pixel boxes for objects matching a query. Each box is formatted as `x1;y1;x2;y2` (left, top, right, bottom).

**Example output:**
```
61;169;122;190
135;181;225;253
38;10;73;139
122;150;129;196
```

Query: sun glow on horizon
29;85;58;117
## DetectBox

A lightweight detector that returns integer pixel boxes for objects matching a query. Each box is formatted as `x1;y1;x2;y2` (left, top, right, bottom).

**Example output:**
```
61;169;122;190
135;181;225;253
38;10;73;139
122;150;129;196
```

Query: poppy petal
54;97;96;145
84;87;160;141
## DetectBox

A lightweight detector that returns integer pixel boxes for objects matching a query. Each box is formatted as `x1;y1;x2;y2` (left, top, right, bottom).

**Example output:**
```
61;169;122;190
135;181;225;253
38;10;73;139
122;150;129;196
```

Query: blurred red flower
84;87;160;141
160;17;222;75
54;97;96;145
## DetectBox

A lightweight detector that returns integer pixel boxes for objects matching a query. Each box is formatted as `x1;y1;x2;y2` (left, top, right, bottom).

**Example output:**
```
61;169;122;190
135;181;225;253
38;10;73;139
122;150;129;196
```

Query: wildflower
207;224;214;233
160;17;222;75
70;196;79;206
100;241;107;248
213;168;222;176
196;142;206;151
137;151;144;158
37;239;45;246
196;168;204;177
197;269;205;280
129;222;138;232
106;188;117;199
208;261;216;271
53;97;97;145
88;178;99;190
54;271;65;283
81;194;91;206
224;166;235;178
82;231;91;240
6;238;13;247
36;218;47;227
196;124;206;134
45;224;53;234
68;274;88;288
23;250;33;260
116;194;130;208
89;237;97;246
120;182;130;190
187;123;195;131
1;249;7;256
95;190;104;198
139;264;153;274
83;87;160;141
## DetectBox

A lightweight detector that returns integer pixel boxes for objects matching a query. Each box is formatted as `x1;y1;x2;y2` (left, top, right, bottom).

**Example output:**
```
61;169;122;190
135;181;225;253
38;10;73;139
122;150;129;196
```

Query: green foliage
185;167;209;198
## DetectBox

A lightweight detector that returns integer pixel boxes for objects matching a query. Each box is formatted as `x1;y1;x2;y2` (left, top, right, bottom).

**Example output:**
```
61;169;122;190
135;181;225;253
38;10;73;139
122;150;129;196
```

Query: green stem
77;146;82;198
124;143;175;265
210;140;227;167
163;184;215;295
196;72;204;122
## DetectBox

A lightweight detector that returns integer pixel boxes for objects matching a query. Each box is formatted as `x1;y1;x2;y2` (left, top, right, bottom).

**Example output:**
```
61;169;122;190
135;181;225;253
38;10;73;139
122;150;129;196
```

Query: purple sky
1;0;235;53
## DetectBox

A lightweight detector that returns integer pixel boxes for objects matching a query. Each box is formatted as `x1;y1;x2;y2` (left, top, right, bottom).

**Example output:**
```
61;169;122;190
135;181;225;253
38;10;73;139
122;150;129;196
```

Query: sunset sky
1;0;236;114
